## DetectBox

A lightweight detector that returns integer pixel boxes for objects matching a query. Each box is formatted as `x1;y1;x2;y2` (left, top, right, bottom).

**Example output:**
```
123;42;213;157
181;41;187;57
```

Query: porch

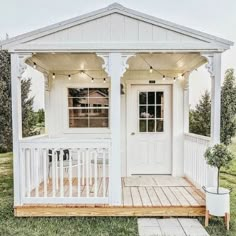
15;175;205;217
15;134;209;217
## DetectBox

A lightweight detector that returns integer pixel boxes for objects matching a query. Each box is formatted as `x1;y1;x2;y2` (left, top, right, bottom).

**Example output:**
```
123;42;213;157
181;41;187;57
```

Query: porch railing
19;138;111;205
184;133;216;188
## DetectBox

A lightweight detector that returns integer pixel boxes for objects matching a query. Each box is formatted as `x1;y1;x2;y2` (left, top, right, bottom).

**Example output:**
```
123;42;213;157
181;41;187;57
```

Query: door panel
127;85;172;175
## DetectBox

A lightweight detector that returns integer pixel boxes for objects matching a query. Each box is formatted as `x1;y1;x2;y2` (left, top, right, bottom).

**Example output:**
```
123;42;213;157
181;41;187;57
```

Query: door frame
125;80;174;176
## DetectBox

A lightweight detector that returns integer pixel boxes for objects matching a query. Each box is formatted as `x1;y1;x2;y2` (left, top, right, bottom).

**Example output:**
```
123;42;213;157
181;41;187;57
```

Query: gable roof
1;3;233;50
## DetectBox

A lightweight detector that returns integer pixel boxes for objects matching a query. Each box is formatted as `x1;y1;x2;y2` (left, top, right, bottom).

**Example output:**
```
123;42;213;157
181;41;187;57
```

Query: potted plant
203;143;234;229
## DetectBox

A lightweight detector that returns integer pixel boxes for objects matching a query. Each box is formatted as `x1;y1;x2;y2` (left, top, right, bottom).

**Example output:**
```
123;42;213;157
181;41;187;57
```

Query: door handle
131;132;135;135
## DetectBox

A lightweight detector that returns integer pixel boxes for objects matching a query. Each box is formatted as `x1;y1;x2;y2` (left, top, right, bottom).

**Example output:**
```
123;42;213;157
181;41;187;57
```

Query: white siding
28;14;202;44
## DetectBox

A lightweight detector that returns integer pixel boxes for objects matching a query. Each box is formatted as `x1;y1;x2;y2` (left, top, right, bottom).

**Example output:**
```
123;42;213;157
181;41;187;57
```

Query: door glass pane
156;92;163;104
156;120;164;132
139;120;146;132
139;106;147;118
148;106;155;118
156;106;164;119
148;92;155;104
148;120;155;132
139;92;147;104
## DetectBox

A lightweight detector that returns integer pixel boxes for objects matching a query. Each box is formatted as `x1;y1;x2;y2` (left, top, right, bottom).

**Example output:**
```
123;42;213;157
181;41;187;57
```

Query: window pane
88;97;109;107
90;118;108;127
148;106;155;118
69;109;88;118
156;92;163;104
89;88;109;96
139;120;146;132
148;120;155;132
69;118;88;128
139;106;147;118
156;120;164;132
156;106;164;118
68;88;88;97
148;92;155;104
89;109;108;118
139;92;147;104
68;98;88;107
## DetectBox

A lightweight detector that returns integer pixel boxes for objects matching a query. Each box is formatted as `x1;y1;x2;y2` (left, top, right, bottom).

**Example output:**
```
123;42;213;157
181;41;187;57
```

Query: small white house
1;3;234;217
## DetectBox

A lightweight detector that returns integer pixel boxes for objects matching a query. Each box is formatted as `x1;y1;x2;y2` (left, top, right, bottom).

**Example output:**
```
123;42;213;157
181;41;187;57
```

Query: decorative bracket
96;53;135;78
201;53;215;77
18;53;32;79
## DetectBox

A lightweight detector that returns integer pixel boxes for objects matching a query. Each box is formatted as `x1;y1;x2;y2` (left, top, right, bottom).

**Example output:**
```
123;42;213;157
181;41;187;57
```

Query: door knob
131;132;135;135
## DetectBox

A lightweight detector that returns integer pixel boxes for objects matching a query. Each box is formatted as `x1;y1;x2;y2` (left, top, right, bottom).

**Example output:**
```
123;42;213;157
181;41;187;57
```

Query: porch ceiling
28;52;206;77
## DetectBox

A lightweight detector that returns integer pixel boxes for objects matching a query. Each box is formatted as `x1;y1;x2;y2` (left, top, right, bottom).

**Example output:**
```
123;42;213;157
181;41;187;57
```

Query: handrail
184;132;211;142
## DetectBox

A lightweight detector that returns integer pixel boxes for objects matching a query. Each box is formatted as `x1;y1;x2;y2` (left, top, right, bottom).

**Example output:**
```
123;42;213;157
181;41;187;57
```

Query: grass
0;153;138;236
1;139;236;236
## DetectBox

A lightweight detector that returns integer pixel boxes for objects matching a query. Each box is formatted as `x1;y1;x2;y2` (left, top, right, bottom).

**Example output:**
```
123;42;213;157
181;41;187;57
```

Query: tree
189;69;236;145
0;50;12;152
205;144;234;193
21;78;38;137
189;90;211;136
220;69;236;145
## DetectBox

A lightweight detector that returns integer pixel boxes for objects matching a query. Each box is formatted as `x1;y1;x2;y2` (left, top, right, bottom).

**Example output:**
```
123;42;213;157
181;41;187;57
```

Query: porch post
183;72;190;133
202;52;222;186
11;53;31;206
97;52;133;205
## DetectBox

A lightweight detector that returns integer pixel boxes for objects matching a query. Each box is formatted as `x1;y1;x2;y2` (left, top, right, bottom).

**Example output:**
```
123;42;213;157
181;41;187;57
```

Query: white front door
127;85;172;175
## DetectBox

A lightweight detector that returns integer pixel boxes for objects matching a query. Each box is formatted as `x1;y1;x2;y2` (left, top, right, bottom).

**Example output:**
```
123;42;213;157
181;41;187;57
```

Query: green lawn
1;140;236;236
0;153;137;236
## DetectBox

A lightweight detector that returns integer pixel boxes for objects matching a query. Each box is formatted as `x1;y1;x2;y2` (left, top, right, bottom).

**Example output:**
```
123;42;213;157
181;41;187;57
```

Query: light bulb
103;78;106;83
91;78;94;83
68;75;71;80
162;75;166;80
52;73;55;79
149;66;153;73
33;62;37;69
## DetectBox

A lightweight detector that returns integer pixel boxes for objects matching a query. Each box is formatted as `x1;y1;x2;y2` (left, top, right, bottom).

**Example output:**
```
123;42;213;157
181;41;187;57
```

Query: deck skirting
15;205;205;217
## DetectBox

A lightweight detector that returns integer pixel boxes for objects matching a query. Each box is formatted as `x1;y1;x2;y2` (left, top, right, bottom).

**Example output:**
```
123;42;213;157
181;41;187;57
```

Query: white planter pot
204;187;230;217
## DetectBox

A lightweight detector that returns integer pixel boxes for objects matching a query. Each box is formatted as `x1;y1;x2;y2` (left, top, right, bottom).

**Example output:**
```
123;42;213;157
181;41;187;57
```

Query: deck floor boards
17;176;206;217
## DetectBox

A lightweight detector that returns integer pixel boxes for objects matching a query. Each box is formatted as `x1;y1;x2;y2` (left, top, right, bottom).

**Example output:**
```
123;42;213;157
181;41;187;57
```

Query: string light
91;77;94;83
68;74;71;80
103;78;106;83
33;62;37;69
162;75;166;81
149;66;153;73
52;73;55;79
173;77;176;82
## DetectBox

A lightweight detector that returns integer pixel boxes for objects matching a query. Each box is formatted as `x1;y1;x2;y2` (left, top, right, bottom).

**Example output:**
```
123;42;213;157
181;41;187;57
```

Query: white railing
19;138;111;205
184;133;215;188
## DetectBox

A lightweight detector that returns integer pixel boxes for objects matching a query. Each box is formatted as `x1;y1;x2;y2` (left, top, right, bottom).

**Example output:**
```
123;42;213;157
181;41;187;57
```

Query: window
68;88;109;128
139;91;164;132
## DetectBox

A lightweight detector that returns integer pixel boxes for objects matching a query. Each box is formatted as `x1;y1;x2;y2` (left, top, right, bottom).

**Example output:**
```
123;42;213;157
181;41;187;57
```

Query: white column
183;72;190;133
203;53;222;144
109;53;122;205
11;53;31;206
202;52;222;187
97;52;134;205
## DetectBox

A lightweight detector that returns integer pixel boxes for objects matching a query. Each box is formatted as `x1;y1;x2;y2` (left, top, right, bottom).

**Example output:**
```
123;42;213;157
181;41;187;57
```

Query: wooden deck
15;176;206;217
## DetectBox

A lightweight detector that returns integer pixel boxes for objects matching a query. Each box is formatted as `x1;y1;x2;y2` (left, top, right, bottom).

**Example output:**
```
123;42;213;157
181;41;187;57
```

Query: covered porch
15;174;205;217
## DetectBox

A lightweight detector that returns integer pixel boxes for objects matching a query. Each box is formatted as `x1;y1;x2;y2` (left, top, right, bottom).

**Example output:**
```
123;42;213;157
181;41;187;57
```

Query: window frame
63;84;110;134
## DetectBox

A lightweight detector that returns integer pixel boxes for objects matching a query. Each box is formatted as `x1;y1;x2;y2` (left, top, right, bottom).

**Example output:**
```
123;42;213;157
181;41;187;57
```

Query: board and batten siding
28;14;201;44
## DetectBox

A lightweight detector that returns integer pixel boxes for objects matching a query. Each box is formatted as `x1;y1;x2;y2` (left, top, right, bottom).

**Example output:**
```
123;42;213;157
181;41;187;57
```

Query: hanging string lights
140;55;187;82
29;59;109;83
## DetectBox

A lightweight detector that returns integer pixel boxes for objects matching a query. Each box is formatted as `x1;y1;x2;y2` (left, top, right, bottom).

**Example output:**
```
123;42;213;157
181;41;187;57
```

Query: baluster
21;148;25;201
89;149;93;186
43;148;47;197
60;149;64;197
52;149;56;197
94;149;98;197
35;148;39;197
86;149;89;197
82;150;85;186
103;148;106;197
27;149;31;197
69;149;72;197
55;150;58;191
77;149;81;197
